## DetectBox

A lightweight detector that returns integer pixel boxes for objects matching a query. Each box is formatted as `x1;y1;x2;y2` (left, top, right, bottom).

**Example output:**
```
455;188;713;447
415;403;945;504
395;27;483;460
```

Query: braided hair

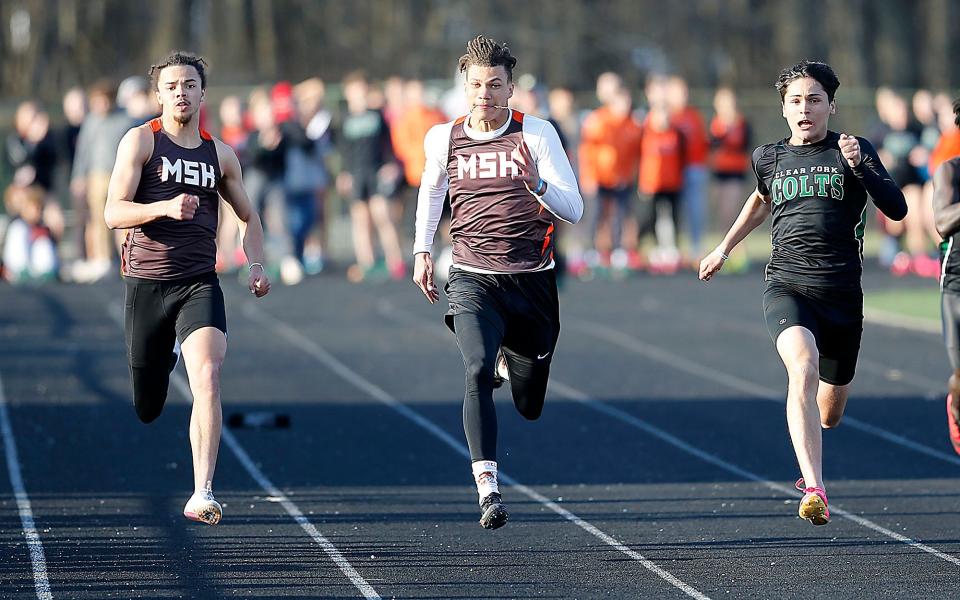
458;35;517;81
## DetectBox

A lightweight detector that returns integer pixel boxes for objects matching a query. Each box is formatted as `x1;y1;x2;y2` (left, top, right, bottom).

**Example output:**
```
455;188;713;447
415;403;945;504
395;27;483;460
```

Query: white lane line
243;302;712;600
106;301;380;600
376;300;960;568
566;318;960;469
629;297;943;395
0;371;53;600
548;381;960;568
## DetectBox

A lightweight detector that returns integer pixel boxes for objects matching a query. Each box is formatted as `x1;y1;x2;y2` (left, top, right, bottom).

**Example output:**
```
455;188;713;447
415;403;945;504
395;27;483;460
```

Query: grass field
864;287;940;323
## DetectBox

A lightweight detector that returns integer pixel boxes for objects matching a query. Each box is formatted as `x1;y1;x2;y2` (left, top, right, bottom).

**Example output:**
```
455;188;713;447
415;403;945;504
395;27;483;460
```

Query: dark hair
954;97;960;127
458;35;517;81
149;51;208;91
775;60;840;103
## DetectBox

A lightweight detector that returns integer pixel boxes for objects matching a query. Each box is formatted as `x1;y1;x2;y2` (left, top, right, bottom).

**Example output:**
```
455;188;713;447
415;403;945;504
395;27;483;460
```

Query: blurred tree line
1;0;957;102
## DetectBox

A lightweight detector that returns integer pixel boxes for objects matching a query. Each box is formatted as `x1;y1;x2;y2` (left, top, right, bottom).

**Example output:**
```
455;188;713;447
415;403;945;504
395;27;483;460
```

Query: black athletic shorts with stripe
762;280;863;386
444;267;561;366
123;271;227;423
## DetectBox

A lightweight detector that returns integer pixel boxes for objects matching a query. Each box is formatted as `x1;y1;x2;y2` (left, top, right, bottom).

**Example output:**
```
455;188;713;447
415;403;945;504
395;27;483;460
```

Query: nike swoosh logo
537;352;550;360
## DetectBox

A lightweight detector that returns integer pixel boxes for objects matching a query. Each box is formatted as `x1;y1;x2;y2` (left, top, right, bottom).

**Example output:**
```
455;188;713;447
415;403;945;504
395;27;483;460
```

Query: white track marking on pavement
566;318;960;469
617;298;943;395
106;301;380;599
377;299;960;568
244;302;712;600
0;371;53;600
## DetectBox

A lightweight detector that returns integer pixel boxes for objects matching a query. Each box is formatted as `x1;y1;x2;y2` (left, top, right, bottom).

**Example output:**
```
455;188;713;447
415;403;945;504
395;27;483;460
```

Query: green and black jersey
752;131;907;289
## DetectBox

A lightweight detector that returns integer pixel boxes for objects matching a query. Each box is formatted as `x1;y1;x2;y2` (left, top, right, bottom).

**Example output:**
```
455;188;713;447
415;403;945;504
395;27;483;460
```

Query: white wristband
716;248;729;261
249;262;264;271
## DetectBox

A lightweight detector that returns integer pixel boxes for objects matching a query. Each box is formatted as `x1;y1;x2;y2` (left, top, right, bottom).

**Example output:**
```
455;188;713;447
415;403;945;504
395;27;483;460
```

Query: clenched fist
839;133;861;168
168;193;200;220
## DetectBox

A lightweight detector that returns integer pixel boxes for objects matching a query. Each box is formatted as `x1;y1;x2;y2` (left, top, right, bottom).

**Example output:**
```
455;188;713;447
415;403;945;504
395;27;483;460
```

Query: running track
0;266;956;599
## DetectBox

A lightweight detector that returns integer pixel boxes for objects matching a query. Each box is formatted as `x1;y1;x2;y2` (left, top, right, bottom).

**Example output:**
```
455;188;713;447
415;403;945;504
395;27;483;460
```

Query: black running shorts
942;291;960;370
444;267;561;363
124;272;227;369
762;280;863;386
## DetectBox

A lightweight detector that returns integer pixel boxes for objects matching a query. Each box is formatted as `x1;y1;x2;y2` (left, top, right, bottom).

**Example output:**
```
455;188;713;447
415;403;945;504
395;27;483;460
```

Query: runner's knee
464;356;495;388
785;357;818;386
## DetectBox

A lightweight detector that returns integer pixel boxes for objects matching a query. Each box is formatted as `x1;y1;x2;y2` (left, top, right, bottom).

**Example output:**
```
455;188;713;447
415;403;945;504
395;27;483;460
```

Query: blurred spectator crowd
2;69;959;285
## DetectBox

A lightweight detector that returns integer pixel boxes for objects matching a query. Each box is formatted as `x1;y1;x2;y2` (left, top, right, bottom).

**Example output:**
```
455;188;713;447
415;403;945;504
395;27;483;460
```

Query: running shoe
169;338;181;373
948;394;960;455
183;489;222;525
492;349;510;389
479;492;509;530
795;478;829;525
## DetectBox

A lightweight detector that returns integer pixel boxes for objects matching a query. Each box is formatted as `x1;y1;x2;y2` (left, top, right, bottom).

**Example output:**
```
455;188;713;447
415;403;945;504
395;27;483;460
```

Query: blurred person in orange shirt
930;95;960;176
637;104;685;272
709;87;751;271
579;76;642;268
392;79;447;190
667;75;709;260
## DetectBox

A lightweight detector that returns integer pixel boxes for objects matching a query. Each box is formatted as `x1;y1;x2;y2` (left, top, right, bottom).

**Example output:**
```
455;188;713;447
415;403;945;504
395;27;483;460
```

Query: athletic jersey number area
753;131;902;289
446;112;555;272
122;118;221;280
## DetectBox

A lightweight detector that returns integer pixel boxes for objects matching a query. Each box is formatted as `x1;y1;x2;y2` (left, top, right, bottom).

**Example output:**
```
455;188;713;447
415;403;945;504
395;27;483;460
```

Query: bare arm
216;139;270;297
699;188;771;281
934;160;960;239
104;126;198;229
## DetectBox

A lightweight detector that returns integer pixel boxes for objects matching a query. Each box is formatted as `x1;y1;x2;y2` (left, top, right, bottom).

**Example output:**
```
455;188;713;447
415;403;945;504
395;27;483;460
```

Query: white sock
472;460;499;501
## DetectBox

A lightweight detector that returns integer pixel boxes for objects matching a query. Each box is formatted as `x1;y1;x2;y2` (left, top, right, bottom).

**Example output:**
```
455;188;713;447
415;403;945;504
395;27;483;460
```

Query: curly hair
458;35;517;81
953;97;960;128
775;60;839;103
149;51;208;91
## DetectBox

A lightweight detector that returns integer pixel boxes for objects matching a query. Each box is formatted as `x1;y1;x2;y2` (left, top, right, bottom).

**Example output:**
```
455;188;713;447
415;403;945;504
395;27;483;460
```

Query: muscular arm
215;139;266;266
699;189;770;282
934;160;960;238
717;189;772;255
104;126;170;229
216;139;270;296
853;137;907;221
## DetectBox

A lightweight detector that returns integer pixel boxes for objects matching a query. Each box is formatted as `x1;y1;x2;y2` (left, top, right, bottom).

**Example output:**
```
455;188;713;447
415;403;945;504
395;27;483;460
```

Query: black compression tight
454;313;550;462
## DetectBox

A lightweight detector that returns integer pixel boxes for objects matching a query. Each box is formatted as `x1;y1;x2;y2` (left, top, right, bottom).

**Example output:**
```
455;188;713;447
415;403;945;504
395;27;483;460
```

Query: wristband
533;179;546;195
716;248;729;261
249;262;264;271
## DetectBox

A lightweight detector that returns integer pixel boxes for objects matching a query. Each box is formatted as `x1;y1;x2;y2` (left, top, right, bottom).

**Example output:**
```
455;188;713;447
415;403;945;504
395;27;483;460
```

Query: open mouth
797;119;814;129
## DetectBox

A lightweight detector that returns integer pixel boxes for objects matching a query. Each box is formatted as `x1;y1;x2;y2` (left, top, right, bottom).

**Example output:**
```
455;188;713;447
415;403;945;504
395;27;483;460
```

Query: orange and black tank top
446;111;556;272
122;118;221;279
